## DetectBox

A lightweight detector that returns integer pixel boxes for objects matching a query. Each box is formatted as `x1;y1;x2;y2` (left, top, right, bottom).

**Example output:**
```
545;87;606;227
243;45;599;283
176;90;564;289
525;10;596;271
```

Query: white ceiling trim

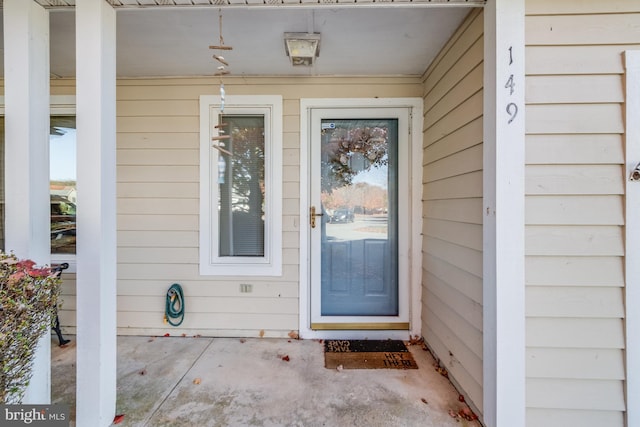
1;1;476;77
16;0;485;9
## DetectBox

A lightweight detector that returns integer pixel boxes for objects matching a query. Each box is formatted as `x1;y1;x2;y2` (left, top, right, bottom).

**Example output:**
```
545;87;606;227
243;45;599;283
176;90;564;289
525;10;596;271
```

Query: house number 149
505;46;518;124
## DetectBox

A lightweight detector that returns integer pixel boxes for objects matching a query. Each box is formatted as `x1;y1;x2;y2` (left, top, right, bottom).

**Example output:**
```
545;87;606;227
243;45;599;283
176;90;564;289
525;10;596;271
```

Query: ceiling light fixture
284;32;321;66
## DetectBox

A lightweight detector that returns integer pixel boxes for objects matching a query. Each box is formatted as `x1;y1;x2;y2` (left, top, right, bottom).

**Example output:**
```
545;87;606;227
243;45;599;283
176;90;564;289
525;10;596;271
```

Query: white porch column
483;0;526;426
3;0;51;404
75;1;117;426
624;50;640;427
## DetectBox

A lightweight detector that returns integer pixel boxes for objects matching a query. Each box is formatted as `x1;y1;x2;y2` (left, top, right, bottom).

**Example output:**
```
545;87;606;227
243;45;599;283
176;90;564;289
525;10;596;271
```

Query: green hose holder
164;283;185;327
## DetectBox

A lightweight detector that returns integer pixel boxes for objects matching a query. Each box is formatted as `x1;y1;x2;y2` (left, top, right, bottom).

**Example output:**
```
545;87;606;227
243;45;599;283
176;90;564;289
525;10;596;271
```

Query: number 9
506;102;518;124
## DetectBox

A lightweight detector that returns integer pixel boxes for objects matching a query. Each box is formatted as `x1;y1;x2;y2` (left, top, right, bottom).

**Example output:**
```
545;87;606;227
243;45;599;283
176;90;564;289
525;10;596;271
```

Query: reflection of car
51;196;76;253
51;196;76;223
330;208;354;223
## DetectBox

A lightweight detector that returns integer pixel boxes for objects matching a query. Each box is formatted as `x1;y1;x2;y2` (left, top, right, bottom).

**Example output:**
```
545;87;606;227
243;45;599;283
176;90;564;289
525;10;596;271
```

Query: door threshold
311;322;410;331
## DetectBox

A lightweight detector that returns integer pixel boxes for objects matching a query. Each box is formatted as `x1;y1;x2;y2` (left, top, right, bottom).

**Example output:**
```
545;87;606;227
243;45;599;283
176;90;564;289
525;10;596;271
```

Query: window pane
50;116;77;254
217;115;265;257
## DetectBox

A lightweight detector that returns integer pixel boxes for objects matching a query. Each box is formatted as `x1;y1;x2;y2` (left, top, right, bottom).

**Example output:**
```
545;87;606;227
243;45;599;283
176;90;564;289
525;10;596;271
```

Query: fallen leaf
259;329;265;338
458;407;478;421
406;335;424;346
113;414;125;424
433;360;449;378
336;364;343;372
435;365;449;378
448;409;458;419
458;394;465;402
281;355;290;362
147;338;155;343
163;333;170;337
181;333;187;337
193;378;201;385
194;334;202;338
421;398;428;405
239;338;246;343
288;330;299;340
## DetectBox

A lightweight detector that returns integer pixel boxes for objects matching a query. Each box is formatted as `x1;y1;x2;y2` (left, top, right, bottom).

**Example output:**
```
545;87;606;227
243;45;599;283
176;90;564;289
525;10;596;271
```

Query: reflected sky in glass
50;127;76;181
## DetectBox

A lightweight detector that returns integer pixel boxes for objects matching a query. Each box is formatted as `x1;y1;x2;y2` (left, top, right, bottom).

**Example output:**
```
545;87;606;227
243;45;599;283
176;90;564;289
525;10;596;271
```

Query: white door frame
299;98;423;340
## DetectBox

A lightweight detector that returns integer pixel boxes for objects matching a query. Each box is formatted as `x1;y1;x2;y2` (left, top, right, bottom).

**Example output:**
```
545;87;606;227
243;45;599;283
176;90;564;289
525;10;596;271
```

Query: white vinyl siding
524;1;640;425
52;77;422;337
421;9;484;415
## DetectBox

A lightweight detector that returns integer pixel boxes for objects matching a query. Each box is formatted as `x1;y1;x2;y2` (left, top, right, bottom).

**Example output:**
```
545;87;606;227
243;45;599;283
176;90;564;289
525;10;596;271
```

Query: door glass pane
218;115;265;257
50;116;77;254
320;119;398;316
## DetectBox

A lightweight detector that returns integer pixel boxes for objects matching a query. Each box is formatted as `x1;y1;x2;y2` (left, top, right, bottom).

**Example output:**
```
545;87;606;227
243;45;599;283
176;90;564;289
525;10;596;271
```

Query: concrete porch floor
51;335;481;427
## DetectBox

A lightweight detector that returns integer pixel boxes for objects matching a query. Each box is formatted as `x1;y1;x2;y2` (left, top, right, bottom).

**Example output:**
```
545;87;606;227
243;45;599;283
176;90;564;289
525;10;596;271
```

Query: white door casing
299;98;423;340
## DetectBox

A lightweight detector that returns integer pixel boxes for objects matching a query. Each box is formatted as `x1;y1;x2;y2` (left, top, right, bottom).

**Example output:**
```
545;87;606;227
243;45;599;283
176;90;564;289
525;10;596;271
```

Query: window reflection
0;116;77;254
50;116;76;254
320;120;393;237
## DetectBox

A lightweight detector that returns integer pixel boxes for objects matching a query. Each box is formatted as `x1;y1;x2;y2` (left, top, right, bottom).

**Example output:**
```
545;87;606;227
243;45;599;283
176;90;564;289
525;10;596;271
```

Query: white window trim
625;49;640;427
199;95;283;276
0;95;77;272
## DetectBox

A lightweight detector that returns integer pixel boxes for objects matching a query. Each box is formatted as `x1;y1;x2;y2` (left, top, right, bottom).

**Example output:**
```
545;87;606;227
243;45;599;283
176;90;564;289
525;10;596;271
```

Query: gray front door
319;118;399;316
309;105;413;329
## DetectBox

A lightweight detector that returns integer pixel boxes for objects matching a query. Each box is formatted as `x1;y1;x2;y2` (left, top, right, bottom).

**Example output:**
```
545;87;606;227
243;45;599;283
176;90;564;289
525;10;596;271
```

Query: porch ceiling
0;3;477;78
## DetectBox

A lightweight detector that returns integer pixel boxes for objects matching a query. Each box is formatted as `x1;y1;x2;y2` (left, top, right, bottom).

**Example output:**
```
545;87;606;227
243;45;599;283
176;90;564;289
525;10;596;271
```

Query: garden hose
164;283;185;327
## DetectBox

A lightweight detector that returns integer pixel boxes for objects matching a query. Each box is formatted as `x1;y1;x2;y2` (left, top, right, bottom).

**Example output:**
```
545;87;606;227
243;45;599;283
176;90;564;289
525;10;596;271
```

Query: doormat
324;340;418;370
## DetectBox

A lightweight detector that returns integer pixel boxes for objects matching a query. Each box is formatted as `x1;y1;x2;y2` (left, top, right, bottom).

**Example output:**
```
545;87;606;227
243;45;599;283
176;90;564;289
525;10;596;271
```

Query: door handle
310;206;324;228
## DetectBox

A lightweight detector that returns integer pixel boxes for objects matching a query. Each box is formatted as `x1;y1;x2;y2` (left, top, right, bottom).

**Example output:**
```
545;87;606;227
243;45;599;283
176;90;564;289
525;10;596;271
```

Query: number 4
505;74;515;95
